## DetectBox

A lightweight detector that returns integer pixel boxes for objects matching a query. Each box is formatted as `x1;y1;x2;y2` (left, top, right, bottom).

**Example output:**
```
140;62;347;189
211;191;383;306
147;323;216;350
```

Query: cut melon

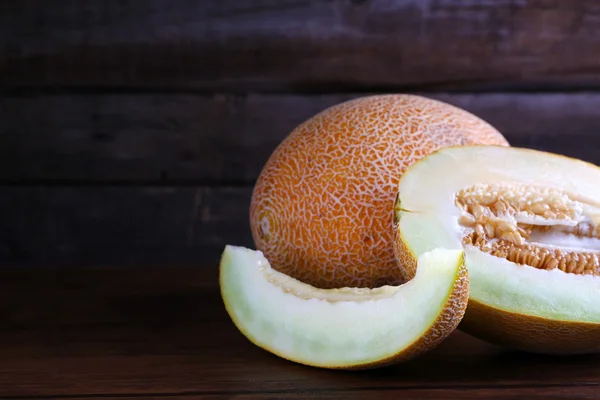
394;145;600;354
220;245;468;369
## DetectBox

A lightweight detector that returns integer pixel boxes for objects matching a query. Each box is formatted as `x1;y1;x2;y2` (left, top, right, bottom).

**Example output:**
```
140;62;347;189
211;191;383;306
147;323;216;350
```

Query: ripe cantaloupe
250;94;508;289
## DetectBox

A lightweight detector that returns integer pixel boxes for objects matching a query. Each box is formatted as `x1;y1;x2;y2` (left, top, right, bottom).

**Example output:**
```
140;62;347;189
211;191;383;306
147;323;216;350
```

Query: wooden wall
2;0;600;267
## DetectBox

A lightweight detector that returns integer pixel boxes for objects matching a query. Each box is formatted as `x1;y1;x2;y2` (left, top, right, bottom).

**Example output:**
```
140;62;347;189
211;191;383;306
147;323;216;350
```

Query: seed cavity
456;183;600;276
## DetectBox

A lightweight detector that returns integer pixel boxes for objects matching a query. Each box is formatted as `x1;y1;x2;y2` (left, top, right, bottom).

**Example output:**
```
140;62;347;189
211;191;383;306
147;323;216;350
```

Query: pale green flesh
397;145;600;324
220;245;463;368
466;246;600;323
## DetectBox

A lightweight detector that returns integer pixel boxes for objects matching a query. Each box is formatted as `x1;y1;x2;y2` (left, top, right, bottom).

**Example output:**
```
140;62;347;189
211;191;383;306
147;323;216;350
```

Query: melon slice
220;245;468;369
394;145;600;354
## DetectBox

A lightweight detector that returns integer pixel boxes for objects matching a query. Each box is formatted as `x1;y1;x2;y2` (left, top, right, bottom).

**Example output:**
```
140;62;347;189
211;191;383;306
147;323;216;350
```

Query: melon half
394;145;600;354
220;245;468;369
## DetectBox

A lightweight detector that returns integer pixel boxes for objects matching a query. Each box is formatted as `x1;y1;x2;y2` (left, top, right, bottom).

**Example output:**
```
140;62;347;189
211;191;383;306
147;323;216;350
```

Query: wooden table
0;266;598;399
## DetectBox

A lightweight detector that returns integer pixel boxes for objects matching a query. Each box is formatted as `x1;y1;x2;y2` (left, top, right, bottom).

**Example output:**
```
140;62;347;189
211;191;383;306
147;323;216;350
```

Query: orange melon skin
459;300;600;355
250;94;508;289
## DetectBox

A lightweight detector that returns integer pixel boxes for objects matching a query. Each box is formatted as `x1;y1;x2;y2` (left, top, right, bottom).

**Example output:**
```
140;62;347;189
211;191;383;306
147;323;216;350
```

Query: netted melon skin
251;94;508;289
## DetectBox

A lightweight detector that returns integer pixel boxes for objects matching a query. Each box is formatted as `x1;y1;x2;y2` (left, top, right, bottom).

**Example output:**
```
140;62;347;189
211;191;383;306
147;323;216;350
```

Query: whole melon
250;94;509;289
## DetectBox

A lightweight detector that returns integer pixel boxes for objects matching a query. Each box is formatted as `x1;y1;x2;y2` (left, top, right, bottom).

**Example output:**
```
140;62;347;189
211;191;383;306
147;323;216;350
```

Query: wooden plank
14;386;600;400
0;93;289;184
0;266;599;398
0;186;254;267
2;93;600;183
2;1;600;90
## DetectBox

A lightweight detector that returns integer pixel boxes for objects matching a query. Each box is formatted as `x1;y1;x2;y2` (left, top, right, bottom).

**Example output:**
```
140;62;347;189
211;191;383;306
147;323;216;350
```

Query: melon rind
220;245;468;369
395;145;600;353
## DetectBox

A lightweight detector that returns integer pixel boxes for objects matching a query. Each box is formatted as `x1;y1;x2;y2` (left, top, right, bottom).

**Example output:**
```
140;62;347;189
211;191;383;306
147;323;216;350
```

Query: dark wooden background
2;0;600;268
4;2;600;399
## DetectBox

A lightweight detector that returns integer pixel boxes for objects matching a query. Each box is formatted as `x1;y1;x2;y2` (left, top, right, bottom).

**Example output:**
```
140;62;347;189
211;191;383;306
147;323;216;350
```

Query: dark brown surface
2;0;600;91
0;186;253;267
3;92;600;184
0;265;598;399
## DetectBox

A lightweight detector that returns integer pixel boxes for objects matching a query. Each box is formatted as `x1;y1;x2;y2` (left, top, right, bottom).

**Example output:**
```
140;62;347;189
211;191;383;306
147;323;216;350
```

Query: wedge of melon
394;145;600;354
220;245;468;369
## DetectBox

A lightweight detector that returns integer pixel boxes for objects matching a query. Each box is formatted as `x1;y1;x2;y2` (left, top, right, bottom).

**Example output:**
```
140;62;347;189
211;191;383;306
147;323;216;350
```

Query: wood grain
2;1;600;90
0;266;599;398
0;186;253;267
67;388;600;400
3;92;600;183
56;388;600;400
